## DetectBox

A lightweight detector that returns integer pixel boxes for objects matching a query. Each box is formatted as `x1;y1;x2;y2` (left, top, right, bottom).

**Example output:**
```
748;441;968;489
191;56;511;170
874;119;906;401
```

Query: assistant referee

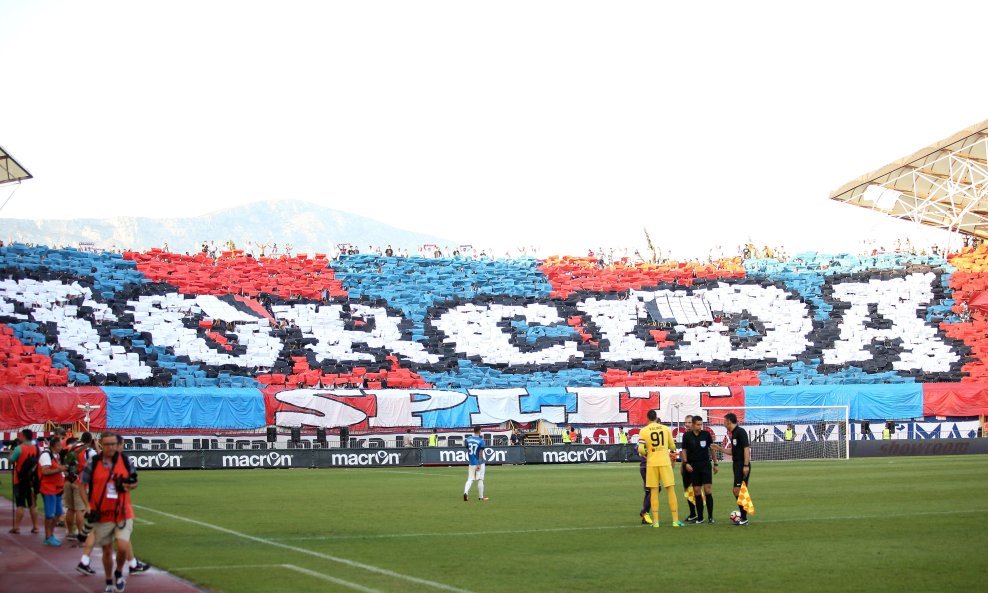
713;412;751;526
679;414;697;521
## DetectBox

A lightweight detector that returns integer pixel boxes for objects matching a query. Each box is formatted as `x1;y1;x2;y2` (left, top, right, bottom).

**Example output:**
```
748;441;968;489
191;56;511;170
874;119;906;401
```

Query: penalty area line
134;504;476;593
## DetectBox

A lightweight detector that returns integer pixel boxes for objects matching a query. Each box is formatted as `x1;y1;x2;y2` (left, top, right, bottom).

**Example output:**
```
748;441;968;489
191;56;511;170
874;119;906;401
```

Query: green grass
33;457;988;592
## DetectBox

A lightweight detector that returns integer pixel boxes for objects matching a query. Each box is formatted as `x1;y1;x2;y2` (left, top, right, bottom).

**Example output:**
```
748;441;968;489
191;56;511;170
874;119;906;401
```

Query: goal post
701;406;851;461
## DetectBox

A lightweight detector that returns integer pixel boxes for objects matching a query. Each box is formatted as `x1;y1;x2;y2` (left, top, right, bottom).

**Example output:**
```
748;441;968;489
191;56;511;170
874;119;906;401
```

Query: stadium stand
0;243;983;389
1;241;987;433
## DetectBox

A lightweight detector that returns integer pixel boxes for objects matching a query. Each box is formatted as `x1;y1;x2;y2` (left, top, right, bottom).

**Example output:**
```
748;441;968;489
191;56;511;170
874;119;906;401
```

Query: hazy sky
1;0;985;258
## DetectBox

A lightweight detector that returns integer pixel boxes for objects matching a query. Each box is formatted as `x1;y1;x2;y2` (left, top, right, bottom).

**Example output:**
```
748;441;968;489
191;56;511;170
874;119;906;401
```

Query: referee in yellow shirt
637;410;685;528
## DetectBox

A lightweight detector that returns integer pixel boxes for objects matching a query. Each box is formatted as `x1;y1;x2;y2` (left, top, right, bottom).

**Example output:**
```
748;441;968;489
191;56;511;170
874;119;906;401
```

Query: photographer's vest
75;445;91;468
618;432;628;444
882;428;891;440
784;428;795;441
88;454;135;523
13;444;38;485
38;450;65;495
428;434;438;447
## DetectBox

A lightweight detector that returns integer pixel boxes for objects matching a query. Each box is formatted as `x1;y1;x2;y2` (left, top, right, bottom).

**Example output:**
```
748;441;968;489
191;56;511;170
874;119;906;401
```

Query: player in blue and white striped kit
463;426;489;501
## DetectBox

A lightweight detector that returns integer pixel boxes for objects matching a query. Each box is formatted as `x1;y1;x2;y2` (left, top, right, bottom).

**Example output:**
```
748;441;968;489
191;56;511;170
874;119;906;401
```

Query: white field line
365;469;463;477
283;525;634;541
133;505;476;593
285;564;387;593
168;563;286;571
278;508;988;541
133;516;156;525
167;563;386;593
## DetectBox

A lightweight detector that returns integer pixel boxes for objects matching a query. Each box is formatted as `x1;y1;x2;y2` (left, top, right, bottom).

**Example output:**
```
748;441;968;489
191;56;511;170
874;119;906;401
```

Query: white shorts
468;464;486;480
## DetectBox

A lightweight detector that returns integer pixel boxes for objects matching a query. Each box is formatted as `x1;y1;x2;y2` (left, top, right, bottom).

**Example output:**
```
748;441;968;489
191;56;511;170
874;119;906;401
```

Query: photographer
8;428;40;535
63;432;97;542
38;436;67;546
81;432;139;593
116;433;150;575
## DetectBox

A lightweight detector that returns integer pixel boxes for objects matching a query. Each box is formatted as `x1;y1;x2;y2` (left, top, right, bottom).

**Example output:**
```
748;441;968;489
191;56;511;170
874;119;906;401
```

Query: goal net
702;406;850;461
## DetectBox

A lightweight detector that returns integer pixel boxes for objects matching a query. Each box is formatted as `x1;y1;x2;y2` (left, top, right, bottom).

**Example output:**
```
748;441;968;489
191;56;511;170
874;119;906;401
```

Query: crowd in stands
1;236;987;389
9;234;983;266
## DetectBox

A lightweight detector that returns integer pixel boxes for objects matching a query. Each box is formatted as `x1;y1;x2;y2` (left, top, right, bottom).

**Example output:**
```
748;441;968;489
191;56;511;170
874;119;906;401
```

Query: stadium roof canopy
830;120;988;240
0;145;33;186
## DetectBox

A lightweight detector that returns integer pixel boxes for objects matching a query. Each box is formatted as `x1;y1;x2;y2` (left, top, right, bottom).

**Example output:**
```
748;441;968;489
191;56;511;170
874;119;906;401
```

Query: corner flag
685;486;695;505
736;482;755;515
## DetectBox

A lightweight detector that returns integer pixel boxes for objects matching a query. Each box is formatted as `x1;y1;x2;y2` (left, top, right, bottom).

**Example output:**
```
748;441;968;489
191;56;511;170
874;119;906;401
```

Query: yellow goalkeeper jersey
637;422;675;467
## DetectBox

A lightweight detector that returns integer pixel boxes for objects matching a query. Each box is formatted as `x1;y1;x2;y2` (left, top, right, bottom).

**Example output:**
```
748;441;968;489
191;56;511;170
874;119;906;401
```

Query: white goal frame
702;406;851;461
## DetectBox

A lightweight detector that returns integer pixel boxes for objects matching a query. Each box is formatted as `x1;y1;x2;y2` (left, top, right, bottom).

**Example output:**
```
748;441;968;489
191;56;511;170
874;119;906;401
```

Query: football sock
738;504;747;520
478;480;484;499
463;478;473;496
650;488;659;524
666;487;679;522
641;489;650;515
705;493;714;519
81;554;91;565
694;491;704;519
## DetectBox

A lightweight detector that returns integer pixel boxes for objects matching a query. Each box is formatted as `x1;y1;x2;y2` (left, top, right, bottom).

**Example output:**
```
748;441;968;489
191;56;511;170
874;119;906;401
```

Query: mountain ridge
0;200;456;254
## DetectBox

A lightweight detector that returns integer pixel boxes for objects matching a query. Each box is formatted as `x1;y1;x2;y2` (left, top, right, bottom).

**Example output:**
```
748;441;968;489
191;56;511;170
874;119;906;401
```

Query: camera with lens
77;510;97;542
114;474;138;491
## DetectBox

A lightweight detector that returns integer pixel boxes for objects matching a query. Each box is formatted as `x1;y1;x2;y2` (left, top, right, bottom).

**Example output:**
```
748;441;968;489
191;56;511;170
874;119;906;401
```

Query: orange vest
75;445;92;467
87;454;135;523
13;444;38;485
38;450;65;495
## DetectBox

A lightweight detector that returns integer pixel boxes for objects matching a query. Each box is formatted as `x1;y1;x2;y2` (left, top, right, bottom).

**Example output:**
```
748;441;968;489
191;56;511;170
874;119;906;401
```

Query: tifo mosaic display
1;244;987;429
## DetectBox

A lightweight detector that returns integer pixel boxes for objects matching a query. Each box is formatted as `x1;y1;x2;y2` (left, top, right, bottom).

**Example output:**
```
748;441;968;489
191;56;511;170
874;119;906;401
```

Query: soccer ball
729;510;741;524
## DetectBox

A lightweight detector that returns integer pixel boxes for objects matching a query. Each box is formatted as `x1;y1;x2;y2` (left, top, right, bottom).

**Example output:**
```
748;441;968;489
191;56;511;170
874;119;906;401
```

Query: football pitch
46;456;988;592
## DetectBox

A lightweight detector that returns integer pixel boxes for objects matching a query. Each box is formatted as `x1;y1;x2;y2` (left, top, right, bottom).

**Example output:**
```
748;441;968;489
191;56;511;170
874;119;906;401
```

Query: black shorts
14;482;37;508
689;465;713;487
733;464;751;488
